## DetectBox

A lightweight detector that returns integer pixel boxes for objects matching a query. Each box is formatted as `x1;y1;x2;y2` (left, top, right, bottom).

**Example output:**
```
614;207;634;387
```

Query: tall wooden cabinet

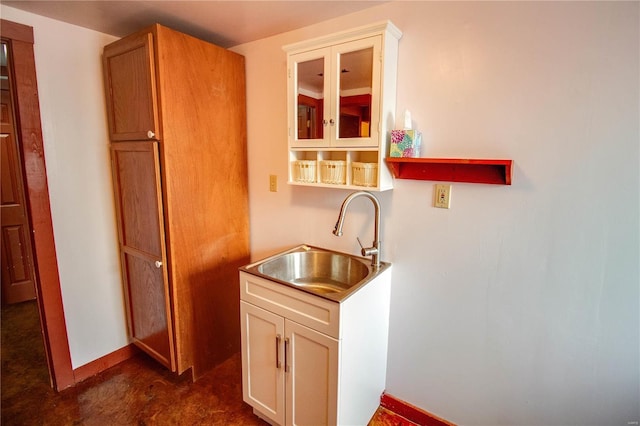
103;24;250;379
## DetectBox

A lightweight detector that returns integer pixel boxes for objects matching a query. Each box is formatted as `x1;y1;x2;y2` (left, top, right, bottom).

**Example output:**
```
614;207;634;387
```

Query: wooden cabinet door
110;142;175;370
286;319;338;426
240;301;285;425
103;32;160;141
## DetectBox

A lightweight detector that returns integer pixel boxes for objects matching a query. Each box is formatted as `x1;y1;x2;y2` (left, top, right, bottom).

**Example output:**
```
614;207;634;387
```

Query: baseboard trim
380;392;456;426
73;344;139;383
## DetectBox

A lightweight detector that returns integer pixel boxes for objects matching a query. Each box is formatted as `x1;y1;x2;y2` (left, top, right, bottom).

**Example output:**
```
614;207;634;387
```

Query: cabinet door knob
155;260;163;268
323;119;328;126
147;130;155;139
329;119;335;126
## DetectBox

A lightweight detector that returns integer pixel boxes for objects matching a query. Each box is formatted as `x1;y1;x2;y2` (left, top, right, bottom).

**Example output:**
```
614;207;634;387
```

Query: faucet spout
332;191;381;268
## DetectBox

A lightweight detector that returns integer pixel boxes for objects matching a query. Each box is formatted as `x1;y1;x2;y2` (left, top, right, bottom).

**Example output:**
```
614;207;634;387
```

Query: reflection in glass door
297;57;324;140
338;47;373;139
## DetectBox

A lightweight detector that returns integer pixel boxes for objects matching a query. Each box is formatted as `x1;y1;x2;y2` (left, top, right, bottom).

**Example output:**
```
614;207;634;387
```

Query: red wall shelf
386;158;513;185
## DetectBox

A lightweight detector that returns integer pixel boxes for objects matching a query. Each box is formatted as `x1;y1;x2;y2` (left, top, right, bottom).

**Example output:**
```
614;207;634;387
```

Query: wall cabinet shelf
386;158;513;185
284;21;402;191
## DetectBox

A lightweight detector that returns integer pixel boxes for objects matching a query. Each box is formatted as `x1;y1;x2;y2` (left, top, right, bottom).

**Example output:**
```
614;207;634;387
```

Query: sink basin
240;245;390;302
256;250;369;293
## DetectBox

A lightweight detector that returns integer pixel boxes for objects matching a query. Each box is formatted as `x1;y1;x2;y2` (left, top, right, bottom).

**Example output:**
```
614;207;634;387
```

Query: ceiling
2;0;389;48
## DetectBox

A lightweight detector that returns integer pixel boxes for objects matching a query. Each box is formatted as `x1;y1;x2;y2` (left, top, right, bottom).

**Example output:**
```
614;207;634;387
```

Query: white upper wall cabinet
288;36;382;148
284;21;402;191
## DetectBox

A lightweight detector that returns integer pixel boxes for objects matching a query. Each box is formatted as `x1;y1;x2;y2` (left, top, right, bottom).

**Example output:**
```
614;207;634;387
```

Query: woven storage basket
291;160;316;183
319;160;346;184
352;162;378;187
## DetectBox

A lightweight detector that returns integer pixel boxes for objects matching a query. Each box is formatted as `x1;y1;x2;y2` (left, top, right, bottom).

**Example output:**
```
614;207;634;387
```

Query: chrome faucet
333;191;381;268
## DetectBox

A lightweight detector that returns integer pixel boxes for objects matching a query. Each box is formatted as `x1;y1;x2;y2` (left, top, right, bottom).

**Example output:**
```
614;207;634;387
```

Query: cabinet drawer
240;272;340;338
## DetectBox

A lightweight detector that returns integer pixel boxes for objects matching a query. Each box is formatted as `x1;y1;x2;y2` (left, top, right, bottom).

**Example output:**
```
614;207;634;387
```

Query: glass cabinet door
332;36;382;147
290;47;330;147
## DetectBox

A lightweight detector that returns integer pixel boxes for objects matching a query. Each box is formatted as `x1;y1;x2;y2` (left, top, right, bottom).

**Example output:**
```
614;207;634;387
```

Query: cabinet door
103;32;160;141
286;320;338;426
111;142;175;370
289;47;331;148
332;36;382;148
240;301;285;425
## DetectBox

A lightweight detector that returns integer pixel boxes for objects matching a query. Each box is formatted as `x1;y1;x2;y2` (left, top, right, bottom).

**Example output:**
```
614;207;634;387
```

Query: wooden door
240;301;285;426
103;32;160;141
0;62;37;304
286;320;338;426
2;20;75;390
110;141;175;370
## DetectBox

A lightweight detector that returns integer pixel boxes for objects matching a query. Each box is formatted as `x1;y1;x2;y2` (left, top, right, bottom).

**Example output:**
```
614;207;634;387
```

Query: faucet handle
357;237;378;257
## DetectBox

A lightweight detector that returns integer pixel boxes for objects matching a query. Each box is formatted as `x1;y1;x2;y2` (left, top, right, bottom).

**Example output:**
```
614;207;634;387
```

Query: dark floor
1;300;415;425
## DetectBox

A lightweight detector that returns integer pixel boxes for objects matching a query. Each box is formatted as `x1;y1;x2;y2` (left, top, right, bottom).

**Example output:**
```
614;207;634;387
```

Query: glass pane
1;42;7;67
339;48;373;139
1;42;8;81
297;58;324;139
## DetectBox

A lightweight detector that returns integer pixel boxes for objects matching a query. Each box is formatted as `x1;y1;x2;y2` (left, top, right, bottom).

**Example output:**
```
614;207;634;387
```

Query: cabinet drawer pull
155;260;163;268
147;130;155;139
284;337;290;373
276;334;282;369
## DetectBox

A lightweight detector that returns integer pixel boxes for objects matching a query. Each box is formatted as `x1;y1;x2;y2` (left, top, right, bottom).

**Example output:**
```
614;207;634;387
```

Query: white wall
232;2;639;425
1;6;127;369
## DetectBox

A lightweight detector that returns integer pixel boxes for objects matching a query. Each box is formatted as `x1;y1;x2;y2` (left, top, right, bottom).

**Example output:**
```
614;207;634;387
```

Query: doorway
0;36;51;404
1;40;38;304
1;19;74;391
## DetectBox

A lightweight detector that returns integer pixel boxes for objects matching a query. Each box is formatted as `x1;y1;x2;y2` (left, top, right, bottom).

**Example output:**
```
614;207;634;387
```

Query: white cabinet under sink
239;269;391;425
240;301;339;425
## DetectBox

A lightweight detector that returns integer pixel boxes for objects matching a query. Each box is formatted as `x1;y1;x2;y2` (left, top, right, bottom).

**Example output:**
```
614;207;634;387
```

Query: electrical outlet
434;184;451;208
269;175;278;192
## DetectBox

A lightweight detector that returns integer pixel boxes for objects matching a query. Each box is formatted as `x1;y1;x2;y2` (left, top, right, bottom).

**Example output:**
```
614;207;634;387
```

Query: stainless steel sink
240;245;390;302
